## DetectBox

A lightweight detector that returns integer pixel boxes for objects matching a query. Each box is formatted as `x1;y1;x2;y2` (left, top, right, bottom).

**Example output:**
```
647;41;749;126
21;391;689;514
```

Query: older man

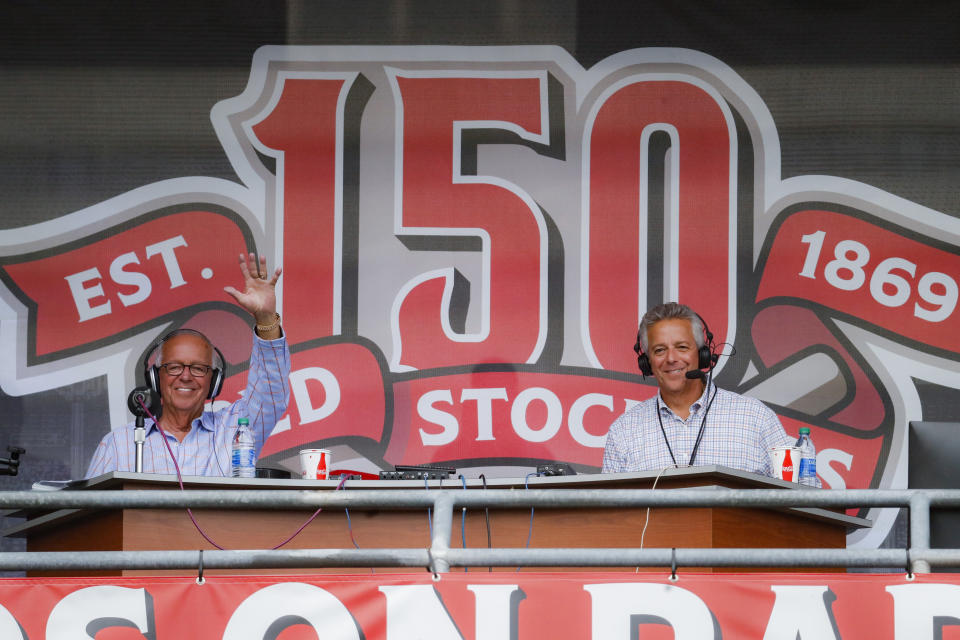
85;253;290;477
601;302;795;478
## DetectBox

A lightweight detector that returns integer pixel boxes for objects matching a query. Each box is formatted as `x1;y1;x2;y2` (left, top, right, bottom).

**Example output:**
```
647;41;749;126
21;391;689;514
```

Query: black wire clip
669;547;678;582
196;549;205;585
426;548;440;581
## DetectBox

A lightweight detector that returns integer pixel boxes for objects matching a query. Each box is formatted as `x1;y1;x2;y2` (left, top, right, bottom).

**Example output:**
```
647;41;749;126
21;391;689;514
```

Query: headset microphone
685;370;706;380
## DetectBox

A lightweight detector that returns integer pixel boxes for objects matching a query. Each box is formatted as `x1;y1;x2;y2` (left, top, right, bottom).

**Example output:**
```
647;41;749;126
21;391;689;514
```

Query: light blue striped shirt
601;380;794;477
85;334;290;478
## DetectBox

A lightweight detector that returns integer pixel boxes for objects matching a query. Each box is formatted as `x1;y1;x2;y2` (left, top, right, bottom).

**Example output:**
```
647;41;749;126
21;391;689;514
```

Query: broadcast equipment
379;464;456;480
0;446;25;476
536;463;577;476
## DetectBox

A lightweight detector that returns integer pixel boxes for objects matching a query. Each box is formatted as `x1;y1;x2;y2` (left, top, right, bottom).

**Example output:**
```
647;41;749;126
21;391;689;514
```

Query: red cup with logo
299;449;331;480
769;446;800;482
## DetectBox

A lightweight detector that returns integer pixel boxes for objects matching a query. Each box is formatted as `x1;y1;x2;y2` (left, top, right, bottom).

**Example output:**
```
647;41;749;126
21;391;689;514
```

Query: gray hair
637;302;704;353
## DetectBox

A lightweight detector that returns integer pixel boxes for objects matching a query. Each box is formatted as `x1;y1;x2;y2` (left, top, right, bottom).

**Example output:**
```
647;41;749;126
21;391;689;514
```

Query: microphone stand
134;414;146;473
128;387;157;474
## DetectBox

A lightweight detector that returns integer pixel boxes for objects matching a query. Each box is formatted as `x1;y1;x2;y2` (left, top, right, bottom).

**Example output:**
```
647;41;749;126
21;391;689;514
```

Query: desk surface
75;464;808;490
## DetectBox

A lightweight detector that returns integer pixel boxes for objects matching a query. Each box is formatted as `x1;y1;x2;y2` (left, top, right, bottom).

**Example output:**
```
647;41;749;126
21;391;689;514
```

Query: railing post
430;492;454;573
909;492;931;574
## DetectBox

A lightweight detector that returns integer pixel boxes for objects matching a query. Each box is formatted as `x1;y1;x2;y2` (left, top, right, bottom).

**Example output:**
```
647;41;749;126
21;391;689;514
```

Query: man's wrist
254;312;280;328
254;312;282;338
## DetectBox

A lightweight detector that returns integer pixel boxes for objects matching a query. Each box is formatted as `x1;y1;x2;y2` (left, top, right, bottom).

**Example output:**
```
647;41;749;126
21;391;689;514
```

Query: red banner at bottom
1;571;956;639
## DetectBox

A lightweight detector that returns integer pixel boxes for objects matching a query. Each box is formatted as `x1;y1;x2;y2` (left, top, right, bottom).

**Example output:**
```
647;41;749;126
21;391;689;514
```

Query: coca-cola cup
299;448;331;480
769;446;801;482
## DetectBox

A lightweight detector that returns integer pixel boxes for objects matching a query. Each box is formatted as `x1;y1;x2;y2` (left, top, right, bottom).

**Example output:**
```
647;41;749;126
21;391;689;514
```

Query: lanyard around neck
655;383;717;467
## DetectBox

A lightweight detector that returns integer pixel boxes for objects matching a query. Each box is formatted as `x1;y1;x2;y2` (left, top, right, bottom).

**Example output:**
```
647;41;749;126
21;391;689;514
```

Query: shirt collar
144;413;216;435
656;378;715;415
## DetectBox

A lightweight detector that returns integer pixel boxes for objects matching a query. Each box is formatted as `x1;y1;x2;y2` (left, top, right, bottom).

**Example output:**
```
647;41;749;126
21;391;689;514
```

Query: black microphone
127;386;157;418
128;386;159;474
685;369;706;380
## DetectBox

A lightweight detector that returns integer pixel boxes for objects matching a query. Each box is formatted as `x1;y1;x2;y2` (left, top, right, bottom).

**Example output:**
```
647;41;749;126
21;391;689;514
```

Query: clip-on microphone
128;386;158;473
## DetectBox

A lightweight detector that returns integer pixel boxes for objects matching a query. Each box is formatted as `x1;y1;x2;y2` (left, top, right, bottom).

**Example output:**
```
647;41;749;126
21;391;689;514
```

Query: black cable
425;475;433;539
655;398;680;467
458;475;469;572
688;375;718;467
517;471;542;572
479;473;492;572
655;377;718;468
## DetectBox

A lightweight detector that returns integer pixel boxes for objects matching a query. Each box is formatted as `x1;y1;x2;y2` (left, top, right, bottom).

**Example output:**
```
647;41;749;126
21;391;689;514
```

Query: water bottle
796;427;817;487
231;417;256;478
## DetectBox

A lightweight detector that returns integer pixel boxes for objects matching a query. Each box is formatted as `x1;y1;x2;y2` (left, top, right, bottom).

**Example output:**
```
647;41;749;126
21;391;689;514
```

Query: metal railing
1;488;956;574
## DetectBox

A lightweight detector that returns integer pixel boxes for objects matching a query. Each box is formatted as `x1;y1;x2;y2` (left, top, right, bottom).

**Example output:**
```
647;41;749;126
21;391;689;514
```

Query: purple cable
271;474;348;550
136;397;347;552
139;399;226;550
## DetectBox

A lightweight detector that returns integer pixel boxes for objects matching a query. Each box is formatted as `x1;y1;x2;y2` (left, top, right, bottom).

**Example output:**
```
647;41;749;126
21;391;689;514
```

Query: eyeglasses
158;362;212;377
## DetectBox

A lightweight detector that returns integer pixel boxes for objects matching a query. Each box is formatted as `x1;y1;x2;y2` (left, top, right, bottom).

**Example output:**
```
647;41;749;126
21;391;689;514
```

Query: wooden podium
5;465;869;576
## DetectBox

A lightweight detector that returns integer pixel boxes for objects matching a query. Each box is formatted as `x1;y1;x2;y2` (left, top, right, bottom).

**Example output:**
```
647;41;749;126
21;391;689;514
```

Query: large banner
2;46;959;548
0;571;956;638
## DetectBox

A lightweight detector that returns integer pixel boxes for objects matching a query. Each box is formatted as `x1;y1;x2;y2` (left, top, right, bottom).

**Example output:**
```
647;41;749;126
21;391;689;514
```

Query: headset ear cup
147;365;161;394
637;353;653;377
634;337;652;377
698;345;712;370
694;313;715;371
207;345;227;399
207;368;224;399
143;338;161;394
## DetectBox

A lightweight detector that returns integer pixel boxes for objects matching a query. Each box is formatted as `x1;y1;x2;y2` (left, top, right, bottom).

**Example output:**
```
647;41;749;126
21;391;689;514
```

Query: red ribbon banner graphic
758;209;960;355
2;210;249;357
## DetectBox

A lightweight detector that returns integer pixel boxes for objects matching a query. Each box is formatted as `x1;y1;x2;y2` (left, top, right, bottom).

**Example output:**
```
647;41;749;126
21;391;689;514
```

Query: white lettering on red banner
0;573;955;638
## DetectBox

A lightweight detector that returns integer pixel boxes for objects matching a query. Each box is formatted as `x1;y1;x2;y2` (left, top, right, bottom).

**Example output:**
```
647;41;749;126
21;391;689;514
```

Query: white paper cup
769;446;801;483
299;449;331;480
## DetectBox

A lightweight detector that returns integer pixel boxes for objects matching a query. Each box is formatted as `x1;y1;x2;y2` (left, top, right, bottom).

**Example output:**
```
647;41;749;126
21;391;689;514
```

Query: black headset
634;312;717;377
143;328;226;400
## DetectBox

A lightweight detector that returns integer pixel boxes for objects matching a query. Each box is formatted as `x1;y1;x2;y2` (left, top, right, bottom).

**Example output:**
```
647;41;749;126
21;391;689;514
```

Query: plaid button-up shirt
601;380;794;477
